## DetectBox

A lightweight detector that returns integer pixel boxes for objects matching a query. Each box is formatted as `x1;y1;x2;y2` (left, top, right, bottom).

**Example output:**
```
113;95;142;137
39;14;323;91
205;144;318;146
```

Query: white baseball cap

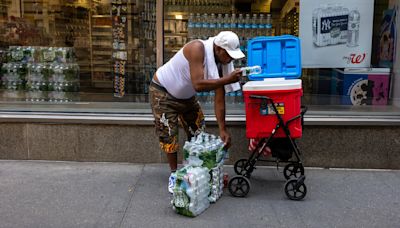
214;31;245;59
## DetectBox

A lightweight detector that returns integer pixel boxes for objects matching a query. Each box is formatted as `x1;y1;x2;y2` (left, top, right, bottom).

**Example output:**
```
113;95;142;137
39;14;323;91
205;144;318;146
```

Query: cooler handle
249;95;272;101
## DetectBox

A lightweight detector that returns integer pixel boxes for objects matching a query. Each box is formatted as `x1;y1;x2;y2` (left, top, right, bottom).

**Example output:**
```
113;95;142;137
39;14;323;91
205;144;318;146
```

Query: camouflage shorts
149;81;205;154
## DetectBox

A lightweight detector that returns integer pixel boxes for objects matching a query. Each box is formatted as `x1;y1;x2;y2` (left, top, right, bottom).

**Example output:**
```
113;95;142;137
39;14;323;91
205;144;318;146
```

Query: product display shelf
91;14;113;89
163;11;188;63
164;1;231;15
128;0;156;95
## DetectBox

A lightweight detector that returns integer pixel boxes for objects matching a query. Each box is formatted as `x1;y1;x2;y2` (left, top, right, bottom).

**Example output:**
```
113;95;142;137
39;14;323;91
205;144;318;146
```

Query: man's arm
184;41;240;92
214;86;231;148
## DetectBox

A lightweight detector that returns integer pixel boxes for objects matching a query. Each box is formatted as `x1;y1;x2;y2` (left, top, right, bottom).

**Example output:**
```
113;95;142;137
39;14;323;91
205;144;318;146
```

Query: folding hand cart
228;35;308;200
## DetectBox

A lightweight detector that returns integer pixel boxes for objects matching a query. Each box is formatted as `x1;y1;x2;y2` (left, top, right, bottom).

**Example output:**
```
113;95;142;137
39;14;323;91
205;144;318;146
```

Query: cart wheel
283;163;304;180
228;175;251;197
234;159;249;175
284;178;307;201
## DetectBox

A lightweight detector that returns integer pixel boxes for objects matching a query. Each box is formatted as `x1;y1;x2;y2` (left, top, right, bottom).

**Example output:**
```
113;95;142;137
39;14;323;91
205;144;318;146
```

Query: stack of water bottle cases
171;132;226;217
1;46;79;102
187;12;273;105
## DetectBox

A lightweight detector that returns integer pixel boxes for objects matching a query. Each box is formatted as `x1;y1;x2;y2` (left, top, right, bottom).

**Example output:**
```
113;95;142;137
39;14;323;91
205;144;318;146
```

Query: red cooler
243;35;303;139
243;79;302;138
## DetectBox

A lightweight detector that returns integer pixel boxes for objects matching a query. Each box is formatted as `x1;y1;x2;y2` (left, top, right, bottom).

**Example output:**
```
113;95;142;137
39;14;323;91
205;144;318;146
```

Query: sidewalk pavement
0;160;399;228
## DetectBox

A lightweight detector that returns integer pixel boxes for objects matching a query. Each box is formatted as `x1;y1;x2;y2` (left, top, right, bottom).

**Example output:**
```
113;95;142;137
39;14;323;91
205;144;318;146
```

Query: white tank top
156;44;205;99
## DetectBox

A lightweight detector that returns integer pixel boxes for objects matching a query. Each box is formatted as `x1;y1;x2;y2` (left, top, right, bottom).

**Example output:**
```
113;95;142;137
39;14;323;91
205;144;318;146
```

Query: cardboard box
332;68;390;105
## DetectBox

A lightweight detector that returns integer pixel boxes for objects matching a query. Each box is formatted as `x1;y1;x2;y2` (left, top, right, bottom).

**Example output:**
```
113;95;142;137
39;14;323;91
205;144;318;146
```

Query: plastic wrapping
173;132;227;217
183;132;225;169
172;166;210;217
208;161;224;203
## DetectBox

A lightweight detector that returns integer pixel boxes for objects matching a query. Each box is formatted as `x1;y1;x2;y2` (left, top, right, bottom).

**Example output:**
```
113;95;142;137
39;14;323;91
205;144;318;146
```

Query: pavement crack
118;164;145;228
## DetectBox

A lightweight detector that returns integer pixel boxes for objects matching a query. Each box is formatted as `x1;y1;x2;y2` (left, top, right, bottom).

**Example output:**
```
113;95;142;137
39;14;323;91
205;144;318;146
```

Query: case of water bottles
171;166;211;217
183;132;225;169
172;132;226;217
242;35;303;138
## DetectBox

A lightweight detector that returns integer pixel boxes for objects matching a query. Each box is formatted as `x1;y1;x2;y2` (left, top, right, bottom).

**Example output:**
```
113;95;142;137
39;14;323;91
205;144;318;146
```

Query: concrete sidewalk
0;160;399;228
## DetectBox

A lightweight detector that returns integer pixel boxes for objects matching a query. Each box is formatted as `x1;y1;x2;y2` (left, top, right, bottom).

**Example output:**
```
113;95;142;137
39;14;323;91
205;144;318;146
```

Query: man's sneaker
168;173;176;194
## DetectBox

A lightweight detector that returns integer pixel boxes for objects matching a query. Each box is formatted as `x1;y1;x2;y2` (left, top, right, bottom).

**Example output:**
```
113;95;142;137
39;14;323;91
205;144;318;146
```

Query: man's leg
167;152;177;172
154;112;180;172
149;85;180;193
179;99;205;141
149;85;180;172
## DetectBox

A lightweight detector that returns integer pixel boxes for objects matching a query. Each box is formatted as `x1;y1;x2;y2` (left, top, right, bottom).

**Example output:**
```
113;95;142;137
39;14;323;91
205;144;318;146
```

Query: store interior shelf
281;0;299;19
92;15;112;18
91;43;112;47
92;25;112;29
92;51;112;56
92;32;112;36
92;61;111;65
92;67;111;72
92;81;113;88
165;48;180;52
164;32;187;37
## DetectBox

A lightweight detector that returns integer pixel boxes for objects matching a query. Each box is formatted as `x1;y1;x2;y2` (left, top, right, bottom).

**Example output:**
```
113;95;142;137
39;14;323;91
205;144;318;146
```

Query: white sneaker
168;173;176;194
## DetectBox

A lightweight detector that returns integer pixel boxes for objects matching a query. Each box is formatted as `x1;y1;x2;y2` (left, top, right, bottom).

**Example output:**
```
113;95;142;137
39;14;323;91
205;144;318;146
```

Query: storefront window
163;0;400;116
0;0;156;112
0;0;398;117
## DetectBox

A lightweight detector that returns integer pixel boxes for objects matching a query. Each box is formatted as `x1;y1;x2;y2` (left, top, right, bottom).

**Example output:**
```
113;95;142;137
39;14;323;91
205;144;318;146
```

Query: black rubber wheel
234;159;249;175
284;178;307;200
283;163;305;180
228;175;251;197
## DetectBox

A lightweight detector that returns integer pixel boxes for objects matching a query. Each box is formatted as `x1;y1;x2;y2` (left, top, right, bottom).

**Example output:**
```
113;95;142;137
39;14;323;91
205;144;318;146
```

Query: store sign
299;0;374;68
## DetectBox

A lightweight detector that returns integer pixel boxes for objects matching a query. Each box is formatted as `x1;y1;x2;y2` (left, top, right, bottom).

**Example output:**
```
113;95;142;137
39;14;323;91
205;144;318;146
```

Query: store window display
0;0;156;107
0;0;397;116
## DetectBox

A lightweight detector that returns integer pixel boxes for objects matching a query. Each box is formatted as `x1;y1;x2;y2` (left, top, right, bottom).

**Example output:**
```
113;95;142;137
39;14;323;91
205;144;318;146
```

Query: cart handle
287;106;307;126
301;106;308;116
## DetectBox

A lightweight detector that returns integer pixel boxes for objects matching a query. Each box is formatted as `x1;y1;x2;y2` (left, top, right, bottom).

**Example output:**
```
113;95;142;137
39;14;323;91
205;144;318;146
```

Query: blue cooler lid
247;35;301;80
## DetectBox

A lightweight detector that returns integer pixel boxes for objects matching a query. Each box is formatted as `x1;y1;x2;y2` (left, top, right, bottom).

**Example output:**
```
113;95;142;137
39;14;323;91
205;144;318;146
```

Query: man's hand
226;68;242;84
219;129;232;149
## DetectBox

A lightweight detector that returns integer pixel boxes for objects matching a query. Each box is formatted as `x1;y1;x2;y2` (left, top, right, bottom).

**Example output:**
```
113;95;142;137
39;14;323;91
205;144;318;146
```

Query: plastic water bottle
266;14;272;36
244;14;251;38
208;90;215;104
223;14;230;30
194;13;202;39
230;13;237;33
183;141;192;164
216;14;223;34
237;14;244;37
347;10;360;47
240;65;262;76
209;13;216;36
235;90;243;104
202;91;208;104
226;91;235;104
188;13;195;41
201;13;209;40
258;14;265;36
251;14;258;38
237;14;245;61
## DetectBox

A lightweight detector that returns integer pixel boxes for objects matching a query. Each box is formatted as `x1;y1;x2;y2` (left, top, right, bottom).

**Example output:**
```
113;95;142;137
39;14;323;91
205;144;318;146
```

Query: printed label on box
320;15;349;34
260;103;285;115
